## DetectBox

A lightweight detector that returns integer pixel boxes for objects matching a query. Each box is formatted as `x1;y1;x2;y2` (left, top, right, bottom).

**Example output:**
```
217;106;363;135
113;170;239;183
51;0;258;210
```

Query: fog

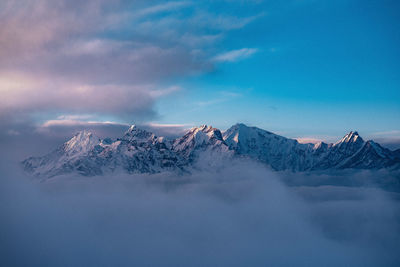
0;129;400;266
1;156;399;267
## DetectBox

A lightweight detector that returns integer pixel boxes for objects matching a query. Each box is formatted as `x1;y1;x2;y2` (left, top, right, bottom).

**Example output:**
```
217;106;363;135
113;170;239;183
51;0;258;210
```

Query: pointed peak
123;125;155;141
74;129;93;137
313;141;328;150
191;125;212;131
124;124;149;134
64;130;100;154
70;130;98;142
127;124;136;131
183;125;223;141
189;125;218;133
346;131;359;137
198;125;209;131
335;131;364;145
125;124;151;134
344;130;361;139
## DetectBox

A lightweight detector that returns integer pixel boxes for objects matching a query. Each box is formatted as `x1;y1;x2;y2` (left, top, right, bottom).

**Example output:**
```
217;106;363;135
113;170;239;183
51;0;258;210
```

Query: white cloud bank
0;158;399;266
0;0;263;125
0;125;399;266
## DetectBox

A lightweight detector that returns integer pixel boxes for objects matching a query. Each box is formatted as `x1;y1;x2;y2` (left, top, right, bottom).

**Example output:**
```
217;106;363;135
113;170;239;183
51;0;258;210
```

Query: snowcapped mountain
223;123;315;171
224;124;400;171
23;126;182;177
172;125;233;166
22;123;400;178
23;131;104;177
313;131;365;169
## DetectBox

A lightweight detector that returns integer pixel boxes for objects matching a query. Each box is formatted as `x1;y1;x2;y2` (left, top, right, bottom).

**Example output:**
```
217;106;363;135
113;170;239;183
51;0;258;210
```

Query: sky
1;0;400;146
1;2;400;265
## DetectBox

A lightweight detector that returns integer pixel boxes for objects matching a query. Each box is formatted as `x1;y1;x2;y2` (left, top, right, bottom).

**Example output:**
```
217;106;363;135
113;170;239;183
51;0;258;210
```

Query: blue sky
155;0;400;139
0;0;399;144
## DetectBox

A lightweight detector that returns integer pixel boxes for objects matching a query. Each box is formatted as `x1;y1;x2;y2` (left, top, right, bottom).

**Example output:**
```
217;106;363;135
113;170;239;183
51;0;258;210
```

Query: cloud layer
1;115;399;266
0;0;262;124
0;158;399;266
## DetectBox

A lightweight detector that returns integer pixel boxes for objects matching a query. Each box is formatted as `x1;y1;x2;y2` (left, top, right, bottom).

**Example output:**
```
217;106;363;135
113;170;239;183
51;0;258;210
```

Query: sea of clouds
1;153;399;266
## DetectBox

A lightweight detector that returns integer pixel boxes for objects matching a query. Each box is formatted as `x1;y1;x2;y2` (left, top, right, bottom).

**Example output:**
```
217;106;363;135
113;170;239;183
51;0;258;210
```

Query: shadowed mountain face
22;124;400;178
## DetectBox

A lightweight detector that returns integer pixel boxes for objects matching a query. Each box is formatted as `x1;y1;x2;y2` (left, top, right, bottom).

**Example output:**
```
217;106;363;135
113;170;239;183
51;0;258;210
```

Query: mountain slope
22;123;400;178
312;131;364;169
223;123;315;171
23;131;104;177
338;140;400;169
224;124;400;171
172;125;233;166
23;126;182;177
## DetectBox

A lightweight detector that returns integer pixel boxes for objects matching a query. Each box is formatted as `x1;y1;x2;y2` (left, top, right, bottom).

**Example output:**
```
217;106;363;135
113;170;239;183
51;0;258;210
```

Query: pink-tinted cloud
0;0;262;126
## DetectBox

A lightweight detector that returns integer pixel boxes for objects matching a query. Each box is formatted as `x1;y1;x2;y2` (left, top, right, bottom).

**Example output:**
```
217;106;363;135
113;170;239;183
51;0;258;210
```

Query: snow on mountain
22;123;400;178
63;130;101;156
223;123;315;171
224;124;400;171
23;126;182;178
312;131;365;170
95;126;182;174
337;140;400;169
172;125;233;166
23;131;103;177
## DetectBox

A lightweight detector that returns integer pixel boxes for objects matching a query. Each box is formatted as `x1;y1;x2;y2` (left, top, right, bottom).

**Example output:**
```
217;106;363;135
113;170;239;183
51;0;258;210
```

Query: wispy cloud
196;98;227;107
146;123;190;128
370;130;400;137
195;90;242;107
149;86;181;98
191;11;265;31
213;48;259;62
41;119;126;128
134;1;193;18
296;137;323;144
0;0;264;129
0;73;157;120
295;135;339;144
368;130;400;149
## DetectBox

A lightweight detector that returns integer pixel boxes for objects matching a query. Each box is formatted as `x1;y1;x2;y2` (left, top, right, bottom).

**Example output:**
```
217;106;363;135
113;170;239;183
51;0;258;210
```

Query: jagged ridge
22;123;400;178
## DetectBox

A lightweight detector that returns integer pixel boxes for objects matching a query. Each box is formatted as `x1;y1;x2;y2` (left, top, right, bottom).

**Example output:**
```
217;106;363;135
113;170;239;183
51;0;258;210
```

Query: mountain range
22;123;400;178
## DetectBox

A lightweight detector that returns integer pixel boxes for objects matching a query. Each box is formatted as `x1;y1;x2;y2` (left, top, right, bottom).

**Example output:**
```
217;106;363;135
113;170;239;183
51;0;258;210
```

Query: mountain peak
125;124;148;134
187;125;223;139
23;123;400;178
127;124;136;131
173;125;225;151
74;129;91;136
68;130;97;143
336;131;363;145
171;125;231;162
64;130;100;155
224;123;275;142
233;123;248;128
347;131;359;137
229;123;253;131
192;124;211;131
122;125;157;144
